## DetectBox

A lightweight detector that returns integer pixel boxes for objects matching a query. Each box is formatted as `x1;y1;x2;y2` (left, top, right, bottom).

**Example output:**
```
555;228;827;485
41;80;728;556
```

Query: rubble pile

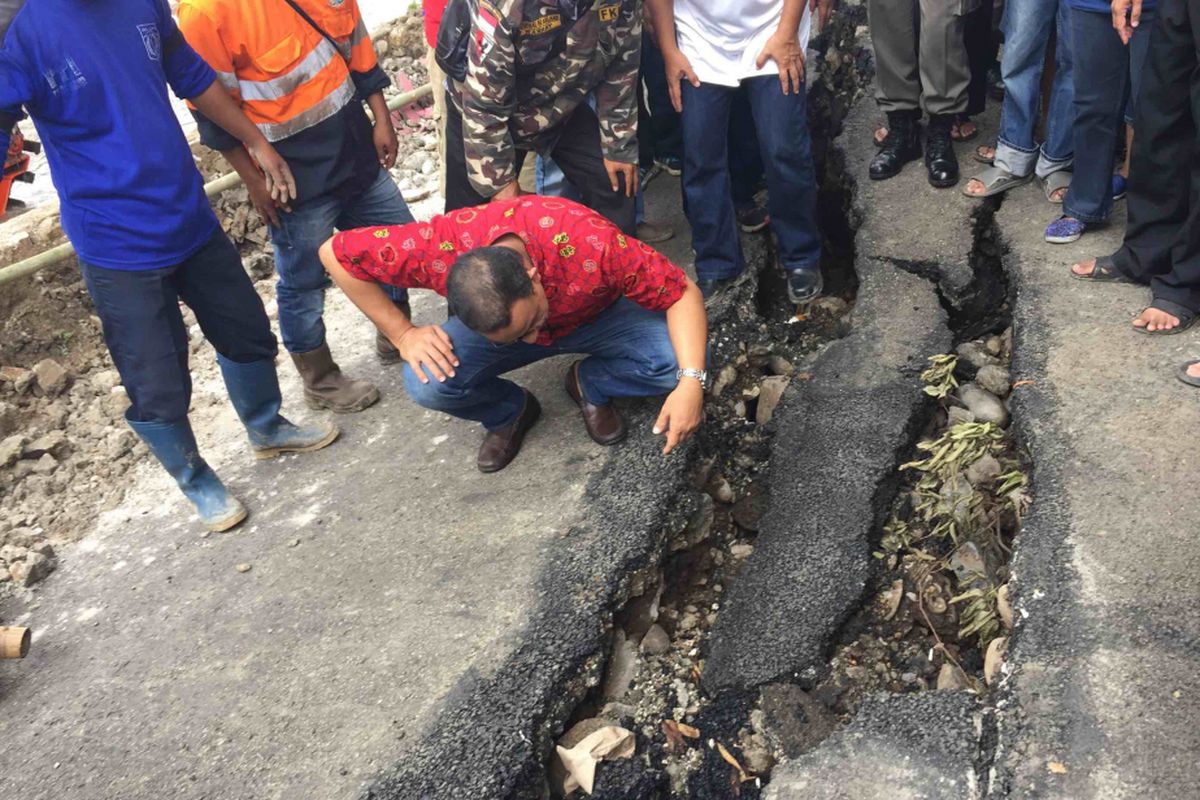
0;10;438;601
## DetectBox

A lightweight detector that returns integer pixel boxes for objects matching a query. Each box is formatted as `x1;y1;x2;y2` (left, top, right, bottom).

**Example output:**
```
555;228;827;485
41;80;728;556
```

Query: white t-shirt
673;0;812;88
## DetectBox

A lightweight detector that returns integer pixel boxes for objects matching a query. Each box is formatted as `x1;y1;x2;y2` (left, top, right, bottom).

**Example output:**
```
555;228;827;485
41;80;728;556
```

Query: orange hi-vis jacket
178;0;380;142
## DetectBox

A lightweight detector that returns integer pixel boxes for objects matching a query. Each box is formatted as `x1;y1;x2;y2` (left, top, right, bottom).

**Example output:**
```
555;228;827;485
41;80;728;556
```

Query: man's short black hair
446;246;534;334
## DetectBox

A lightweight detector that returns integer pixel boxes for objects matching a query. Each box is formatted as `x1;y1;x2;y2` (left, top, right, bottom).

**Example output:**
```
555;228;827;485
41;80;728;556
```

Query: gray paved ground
998;184;1200;797
0;177;698;799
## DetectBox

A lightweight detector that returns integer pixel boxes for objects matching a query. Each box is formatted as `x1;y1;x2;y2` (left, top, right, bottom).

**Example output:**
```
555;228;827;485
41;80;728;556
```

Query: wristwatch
676;367;709;389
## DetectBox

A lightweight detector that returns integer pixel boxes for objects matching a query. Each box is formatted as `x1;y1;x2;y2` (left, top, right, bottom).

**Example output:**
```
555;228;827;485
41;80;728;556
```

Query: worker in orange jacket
179;0;414;414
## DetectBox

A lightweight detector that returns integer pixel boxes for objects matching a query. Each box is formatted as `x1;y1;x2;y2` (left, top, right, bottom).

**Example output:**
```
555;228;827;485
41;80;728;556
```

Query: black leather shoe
925;115;960;188
869;112;921;181
698;275;741;302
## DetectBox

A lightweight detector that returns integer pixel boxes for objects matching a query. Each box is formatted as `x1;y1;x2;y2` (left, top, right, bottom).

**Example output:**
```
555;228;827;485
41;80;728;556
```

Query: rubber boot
375;298;411;365
289;340;381;413
217;354;340;460
125;415;247;532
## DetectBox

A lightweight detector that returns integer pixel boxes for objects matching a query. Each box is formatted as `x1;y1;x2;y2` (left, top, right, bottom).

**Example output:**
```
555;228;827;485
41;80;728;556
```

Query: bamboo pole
0;83;432;288
1;626;30;659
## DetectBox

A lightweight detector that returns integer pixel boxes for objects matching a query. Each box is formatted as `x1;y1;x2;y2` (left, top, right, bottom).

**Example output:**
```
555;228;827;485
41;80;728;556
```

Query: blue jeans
270;168;413;353
403;299;679;431
79;230;277;424
681;76;821;282
1063;7;1155;223
994;0;1075;177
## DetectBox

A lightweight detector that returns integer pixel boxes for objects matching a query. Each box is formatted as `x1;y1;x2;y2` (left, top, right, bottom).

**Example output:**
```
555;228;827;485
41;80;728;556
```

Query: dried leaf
996;584;1013;630
984;636;1008;686
662;721;686;752
1012;379;1036;389
881;579;904;620
1047;761;1068;774
677;723;700;739
716;742;755;783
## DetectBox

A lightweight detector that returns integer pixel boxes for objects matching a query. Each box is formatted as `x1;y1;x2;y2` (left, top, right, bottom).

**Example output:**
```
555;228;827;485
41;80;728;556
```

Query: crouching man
319;196;708;472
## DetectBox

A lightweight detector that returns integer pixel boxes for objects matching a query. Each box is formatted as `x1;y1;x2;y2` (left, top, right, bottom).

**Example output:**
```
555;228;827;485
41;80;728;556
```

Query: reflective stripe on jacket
178;0;378;142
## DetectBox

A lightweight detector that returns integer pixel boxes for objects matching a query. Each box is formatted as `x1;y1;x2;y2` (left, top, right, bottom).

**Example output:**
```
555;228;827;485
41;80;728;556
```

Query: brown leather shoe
290;341;380;414
477;390;541;473
565;361;626;445
375;299;411;365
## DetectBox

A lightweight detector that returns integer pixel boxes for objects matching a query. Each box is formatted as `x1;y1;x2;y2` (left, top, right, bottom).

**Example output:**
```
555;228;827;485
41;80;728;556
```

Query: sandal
1176;360;1200;388
1070;254;1136;283
952;116;979;142
1041;170;1072;204
972;145;996;165
962;166;1033;198
1134;297;1198;336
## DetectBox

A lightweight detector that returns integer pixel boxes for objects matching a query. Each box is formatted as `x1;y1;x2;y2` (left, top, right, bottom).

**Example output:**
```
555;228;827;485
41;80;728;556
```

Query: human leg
271;192;380;412
993;0;1058;175
1111;0;1198;282
174;231;338;459
1035;0;1077;178
679;81;742;284
78;256;243;531
1061;8;1128;225
744;75;823;299
550;104;638;235
443;99;491;212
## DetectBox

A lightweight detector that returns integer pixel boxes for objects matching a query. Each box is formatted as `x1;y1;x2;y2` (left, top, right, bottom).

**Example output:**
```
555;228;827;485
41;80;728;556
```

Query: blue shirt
0;0;221;270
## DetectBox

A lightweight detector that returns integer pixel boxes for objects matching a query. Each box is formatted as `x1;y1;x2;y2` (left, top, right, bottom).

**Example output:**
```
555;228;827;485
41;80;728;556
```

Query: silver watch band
676;367;708;387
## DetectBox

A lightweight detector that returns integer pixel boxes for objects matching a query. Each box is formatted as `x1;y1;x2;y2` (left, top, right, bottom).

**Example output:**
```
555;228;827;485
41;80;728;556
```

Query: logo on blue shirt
137;23;161;62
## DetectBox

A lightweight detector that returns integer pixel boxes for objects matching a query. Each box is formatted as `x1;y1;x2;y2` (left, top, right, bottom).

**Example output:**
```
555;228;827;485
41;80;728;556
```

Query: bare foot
964;177;988;197
1188;361;1200;380
952;120;978;140
1133;306;1182;333
976;145;996;162
1071;258;1097;278
874;125;888;145
1049;186;1068;203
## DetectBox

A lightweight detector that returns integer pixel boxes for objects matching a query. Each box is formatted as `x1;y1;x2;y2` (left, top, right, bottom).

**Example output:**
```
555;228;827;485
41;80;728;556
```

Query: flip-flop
1176;360;1200;387
1070;254;1137;283
963;166;1033;198
1134;297;1198;335
972;145;995;165
1041;170;1072;204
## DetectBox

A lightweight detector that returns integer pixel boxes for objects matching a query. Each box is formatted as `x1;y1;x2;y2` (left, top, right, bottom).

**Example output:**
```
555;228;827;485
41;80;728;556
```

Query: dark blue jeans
681;76;821;282
269;168;412;353
79;230;277;424
1063;7;1155;223
729;86;765;214
403;299;679;431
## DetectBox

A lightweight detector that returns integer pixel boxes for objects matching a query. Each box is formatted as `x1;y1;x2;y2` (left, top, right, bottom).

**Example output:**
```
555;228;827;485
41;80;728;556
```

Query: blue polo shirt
0;0;221;270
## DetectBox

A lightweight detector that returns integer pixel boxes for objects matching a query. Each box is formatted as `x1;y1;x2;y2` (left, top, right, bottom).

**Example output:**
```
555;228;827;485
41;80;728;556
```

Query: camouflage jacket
455;0;641;197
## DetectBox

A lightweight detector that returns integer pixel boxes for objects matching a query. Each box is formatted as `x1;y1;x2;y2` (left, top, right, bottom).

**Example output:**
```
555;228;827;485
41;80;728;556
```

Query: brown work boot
565;361;626;445
374;298;411;365
477;390;541;473
290;342;380;414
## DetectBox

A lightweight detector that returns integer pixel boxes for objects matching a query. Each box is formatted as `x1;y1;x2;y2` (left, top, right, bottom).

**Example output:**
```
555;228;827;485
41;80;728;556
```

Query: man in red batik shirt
319;196;708;472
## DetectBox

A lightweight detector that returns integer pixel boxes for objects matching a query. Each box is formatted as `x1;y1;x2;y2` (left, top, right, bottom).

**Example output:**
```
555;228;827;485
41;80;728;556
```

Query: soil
0;11;438;601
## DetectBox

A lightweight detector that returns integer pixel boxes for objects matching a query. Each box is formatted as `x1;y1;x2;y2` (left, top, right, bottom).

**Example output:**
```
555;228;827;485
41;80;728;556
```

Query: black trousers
1112;0;1200;311
78;230;277;424
443;100;637;235
963;0;998;117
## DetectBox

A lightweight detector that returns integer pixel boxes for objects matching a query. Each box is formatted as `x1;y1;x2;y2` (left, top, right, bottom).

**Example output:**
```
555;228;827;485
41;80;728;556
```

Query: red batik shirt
331;196;689;345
